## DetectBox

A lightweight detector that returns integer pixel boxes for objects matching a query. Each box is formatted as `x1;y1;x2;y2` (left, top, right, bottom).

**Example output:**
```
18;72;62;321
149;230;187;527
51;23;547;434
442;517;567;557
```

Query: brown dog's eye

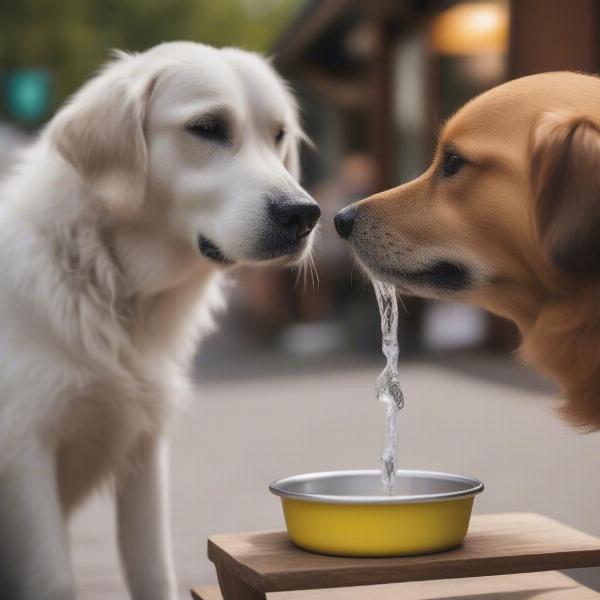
442;150;465;177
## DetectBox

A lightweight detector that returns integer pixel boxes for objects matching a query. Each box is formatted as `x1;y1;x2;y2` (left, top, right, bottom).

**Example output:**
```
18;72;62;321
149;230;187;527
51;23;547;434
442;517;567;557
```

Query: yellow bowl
269;470;483;557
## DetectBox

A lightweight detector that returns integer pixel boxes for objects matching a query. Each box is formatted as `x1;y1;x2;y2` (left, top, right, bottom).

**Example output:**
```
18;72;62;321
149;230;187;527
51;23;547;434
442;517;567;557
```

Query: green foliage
0;0;300;115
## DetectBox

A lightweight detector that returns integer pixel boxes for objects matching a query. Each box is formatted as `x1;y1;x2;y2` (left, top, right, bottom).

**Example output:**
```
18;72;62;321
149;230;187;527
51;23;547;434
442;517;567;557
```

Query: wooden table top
207;513;600;593
193;571;600;599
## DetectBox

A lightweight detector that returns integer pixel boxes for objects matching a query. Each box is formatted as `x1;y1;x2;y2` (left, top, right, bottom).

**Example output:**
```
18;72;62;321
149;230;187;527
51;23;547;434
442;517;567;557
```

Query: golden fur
339;72;600;429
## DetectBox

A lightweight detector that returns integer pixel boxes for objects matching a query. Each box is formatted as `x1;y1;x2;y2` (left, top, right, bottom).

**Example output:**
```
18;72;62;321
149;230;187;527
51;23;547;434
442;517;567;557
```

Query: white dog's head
49;42;319;268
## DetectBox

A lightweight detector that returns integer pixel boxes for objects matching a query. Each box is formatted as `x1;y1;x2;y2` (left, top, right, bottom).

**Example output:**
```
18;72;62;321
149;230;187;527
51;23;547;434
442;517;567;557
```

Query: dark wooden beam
274;0;356;71
368;13;394;190
509;0;599;77
298;63;367;109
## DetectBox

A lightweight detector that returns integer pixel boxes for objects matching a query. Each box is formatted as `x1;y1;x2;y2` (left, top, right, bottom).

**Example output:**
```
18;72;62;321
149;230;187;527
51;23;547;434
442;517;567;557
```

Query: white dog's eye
275;127;286;145
186;116;229;143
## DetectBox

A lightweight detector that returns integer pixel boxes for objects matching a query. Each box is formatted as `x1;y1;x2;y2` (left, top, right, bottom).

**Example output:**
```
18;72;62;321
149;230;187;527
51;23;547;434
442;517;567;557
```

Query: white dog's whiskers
308;251;320;290
294;243;319;292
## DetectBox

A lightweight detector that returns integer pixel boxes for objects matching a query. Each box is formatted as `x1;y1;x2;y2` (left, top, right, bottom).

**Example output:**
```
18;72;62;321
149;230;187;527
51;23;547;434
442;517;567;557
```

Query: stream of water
373;279;404;494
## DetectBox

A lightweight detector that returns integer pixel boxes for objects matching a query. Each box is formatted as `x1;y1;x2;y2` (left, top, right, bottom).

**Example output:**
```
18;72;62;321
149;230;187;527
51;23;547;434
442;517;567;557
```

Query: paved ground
69;358;600;599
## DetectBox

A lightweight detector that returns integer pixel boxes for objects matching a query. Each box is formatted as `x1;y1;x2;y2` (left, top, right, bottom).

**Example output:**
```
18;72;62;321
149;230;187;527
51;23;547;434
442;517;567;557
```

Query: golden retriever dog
0;42;318;600
335;71;599;430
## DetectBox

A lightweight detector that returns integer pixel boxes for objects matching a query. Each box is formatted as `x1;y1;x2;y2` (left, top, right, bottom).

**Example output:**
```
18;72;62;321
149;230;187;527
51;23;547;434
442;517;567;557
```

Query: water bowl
269;469;483;557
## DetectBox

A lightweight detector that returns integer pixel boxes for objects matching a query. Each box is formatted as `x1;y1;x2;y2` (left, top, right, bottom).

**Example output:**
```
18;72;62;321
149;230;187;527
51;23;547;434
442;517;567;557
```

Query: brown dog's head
335;72;600;330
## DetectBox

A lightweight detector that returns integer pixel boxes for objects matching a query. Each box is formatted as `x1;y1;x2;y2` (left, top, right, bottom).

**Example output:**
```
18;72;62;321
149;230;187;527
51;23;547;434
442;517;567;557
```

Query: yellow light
430;2;509;55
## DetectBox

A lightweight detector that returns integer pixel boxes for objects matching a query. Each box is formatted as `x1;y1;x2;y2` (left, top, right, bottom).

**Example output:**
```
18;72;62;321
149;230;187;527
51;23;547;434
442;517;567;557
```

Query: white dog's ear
283;125;313;182
283;134;301;180
51;62;158;215
279;80;311;182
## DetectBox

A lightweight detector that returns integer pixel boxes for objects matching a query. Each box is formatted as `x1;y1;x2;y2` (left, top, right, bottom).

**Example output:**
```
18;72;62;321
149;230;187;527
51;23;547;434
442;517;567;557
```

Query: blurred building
275;0;599;191
2;0;598;363
253;0;600;357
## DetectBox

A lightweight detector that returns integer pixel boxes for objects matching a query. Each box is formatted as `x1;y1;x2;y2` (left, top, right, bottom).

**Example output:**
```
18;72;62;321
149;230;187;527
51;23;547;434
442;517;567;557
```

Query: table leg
215;565;266;600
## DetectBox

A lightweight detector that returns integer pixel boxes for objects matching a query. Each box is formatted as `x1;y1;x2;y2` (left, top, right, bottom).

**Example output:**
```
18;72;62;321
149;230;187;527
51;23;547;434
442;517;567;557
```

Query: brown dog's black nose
269;198;321;238
334;205;356;239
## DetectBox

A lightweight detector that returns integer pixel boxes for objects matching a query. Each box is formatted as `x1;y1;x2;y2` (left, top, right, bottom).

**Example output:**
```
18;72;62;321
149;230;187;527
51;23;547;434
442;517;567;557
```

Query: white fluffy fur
0;42;313;600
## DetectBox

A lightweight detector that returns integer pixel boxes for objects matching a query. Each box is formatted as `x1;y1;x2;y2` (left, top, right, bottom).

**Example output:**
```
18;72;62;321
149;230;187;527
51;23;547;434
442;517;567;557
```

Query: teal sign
6;69;51;123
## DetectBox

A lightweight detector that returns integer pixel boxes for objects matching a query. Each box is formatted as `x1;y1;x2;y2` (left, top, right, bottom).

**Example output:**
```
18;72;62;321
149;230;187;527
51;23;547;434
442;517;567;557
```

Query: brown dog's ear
530;112;600;277
50;58;159;215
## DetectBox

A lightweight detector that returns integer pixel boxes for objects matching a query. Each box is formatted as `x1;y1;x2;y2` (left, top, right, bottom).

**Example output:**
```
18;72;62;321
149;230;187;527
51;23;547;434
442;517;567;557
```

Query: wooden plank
192;570;600;599
192;588;222;600
207;513;600;593
214;562;266;600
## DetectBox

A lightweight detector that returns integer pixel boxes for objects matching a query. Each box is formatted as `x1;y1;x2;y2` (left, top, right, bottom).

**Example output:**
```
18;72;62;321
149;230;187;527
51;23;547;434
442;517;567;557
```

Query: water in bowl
373;279;404;495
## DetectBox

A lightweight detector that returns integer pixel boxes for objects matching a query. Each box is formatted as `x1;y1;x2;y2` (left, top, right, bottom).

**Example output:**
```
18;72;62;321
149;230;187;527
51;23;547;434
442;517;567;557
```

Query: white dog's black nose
269;199;321;238
334;205;356;239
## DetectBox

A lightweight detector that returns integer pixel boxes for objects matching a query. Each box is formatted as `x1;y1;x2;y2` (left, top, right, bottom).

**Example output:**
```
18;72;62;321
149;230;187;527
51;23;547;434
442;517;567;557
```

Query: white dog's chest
55;368;173;511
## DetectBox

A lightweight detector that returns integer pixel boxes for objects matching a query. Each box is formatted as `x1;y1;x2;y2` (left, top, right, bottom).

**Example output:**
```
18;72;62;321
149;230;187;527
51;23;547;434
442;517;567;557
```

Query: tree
0;0;300;120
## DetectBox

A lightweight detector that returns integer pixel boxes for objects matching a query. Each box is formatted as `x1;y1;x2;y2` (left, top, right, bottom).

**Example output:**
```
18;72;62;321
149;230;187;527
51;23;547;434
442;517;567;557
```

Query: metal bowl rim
269;469;484;505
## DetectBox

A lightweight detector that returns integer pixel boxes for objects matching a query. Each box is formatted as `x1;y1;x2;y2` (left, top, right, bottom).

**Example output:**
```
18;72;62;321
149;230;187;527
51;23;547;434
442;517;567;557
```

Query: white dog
0;42;319;600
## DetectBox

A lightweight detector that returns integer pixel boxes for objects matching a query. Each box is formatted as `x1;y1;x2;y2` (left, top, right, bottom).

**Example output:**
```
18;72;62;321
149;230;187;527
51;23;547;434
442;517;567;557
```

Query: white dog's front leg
116;436;177;600
0;445;75;600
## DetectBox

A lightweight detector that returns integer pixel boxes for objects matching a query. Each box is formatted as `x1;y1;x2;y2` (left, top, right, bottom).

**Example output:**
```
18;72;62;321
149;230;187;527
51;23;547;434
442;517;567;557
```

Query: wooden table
192;571;600;599
195;513;600;599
